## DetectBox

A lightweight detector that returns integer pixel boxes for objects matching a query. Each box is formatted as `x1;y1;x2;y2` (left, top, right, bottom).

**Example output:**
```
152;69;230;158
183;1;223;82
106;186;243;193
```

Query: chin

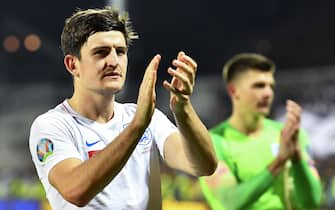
257;108;270;116
99;85;123;95
104;82;125;91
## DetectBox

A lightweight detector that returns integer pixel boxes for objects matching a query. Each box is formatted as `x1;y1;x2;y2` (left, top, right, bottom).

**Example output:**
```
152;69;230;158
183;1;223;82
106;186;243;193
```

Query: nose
263;85;274;99
106;48;118;67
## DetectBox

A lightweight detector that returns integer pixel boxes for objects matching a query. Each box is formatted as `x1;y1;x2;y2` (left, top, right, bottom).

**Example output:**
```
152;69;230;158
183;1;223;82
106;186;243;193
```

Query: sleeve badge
36;138;54;162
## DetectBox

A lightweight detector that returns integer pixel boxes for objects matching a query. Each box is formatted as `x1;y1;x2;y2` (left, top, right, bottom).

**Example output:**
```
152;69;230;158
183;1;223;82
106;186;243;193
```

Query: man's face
232;69;275;116
74;30;128;94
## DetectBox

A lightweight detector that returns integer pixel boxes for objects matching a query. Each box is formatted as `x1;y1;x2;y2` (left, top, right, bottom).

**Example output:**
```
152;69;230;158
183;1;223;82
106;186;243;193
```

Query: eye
253;82;266;89
116;47;127;56
94;49;110;57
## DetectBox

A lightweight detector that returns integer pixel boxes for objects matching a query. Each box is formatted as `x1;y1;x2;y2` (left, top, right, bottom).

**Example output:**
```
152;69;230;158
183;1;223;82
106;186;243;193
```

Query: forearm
213;157;286;210
291;159;322;209
218;169;274;210
50;121;146;206
173;101;217;176
268;155;287;176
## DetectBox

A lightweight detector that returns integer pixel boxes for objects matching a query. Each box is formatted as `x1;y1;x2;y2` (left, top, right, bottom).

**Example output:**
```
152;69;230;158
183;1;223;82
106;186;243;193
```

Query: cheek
121;57;128;69
244;90;258;101
238;94;254;108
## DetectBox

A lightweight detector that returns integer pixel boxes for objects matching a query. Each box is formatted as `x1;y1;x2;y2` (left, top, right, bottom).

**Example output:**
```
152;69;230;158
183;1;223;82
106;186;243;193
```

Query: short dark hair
222;53;275;83
61;6;138;58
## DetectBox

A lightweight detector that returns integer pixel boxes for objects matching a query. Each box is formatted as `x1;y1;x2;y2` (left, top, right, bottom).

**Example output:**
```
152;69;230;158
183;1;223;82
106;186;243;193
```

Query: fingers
142;54;161;89
177;51;198;71
135;55;161;126
173;51;197;84
138;54;161;100
286;100;301;123
165;51;197;96
282;100;302;144
145;54;161;77
163;79;182;95
171;59;195;85
165;67;192;94
162;80;188;101
279;100;302;160
285;100;301;130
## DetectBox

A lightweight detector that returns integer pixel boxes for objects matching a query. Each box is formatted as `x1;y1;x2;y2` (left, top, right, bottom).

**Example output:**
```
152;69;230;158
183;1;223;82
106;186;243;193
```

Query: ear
227;83;241;100
64;55;79;77
226;83;236;97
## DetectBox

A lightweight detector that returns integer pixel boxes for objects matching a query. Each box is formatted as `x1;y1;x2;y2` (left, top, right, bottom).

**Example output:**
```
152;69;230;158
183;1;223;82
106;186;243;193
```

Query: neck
229;109;264;136
68;88;115;123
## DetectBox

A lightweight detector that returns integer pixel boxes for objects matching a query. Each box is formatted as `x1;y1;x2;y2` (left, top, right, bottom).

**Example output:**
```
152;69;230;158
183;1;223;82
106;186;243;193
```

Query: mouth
257;101;270;108
103;71;122;79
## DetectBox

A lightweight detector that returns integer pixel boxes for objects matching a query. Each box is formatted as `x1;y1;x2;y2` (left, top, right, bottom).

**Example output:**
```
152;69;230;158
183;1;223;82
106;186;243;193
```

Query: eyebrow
252;80;276;87
91;45;127;52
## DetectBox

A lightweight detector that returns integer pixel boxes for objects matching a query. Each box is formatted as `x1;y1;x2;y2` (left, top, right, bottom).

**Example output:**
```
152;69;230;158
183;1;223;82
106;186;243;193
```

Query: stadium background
1;0;335;209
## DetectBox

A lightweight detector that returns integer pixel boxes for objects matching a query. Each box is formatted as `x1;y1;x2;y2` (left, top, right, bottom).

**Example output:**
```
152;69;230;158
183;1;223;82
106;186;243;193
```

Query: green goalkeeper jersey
200;118;321;210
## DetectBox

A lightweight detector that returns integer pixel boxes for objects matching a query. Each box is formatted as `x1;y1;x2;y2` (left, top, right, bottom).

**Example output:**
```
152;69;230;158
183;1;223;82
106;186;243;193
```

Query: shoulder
30;104;75;132
29;104;75;155
210;121;228;134
209;120;229;139
264;118;283;129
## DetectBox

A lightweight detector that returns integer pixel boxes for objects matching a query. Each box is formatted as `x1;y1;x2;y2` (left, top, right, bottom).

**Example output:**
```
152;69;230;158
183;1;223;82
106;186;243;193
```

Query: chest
70;120;154;161
225;130;281;181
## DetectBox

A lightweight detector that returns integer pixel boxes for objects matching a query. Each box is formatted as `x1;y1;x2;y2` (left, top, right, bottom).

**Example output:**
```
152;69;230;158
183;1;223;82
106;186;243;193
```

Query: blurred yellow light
3;35;20;53
24;34;41;52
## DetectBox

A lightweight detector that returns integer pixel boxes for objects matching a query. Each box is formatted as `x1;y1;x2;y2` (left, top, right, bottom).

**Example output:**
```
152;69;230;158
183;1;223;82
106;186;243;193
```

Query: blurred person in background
28;7;217;210
199;53;322;210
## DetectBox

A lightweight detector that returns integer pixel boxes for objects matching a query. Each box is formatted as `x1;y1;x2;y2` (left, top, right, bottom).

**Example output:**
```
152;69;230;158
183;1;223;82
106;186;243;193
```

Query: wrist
172;99;191;114
268;156;287;176
291;149;303;163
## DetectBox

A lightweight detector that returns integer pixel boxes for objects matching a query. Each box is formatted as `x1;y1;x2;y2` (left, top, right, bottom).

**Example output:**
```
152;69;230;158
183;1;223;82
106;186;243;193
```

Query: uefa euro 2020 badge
37;138;54;162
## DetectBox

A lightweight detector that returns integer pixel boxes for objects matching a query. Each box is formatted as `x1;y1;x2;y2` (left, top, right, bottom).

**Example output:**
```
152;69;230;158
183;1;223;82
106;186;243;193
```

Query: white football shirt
29;100;177;210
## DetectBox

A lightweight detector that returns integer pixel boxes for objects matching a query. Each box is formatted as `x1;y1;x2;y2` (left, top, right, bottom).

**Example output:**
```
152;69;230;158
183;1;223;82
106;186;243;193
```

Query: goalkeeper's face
233;69;275;117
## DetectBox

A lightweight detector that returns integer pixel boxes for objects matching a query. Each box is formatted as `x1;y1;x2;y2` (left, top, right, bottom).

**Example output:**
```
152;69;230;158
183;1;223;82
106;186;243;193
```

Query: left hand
163;51;197;112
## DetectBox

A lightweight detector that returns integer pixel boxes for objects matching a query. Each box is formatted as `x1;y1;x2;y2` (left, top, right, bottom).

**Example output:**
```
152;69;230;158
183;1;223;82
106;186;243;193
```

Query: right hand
133;55;161;128
278;100;302;162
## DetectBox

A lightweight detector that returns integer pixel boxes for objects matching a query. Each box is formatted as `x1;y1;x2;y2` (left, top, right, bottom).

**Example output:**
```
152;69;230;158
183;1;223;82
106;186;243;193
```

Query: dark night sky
1;0;335;84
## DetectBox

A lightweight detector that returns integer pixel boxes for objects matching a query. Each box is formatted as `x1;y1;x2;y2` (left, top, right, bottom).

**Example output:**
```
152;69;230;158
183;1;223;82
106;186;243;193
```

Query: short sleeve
29;113;83;180
150;109;177;159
